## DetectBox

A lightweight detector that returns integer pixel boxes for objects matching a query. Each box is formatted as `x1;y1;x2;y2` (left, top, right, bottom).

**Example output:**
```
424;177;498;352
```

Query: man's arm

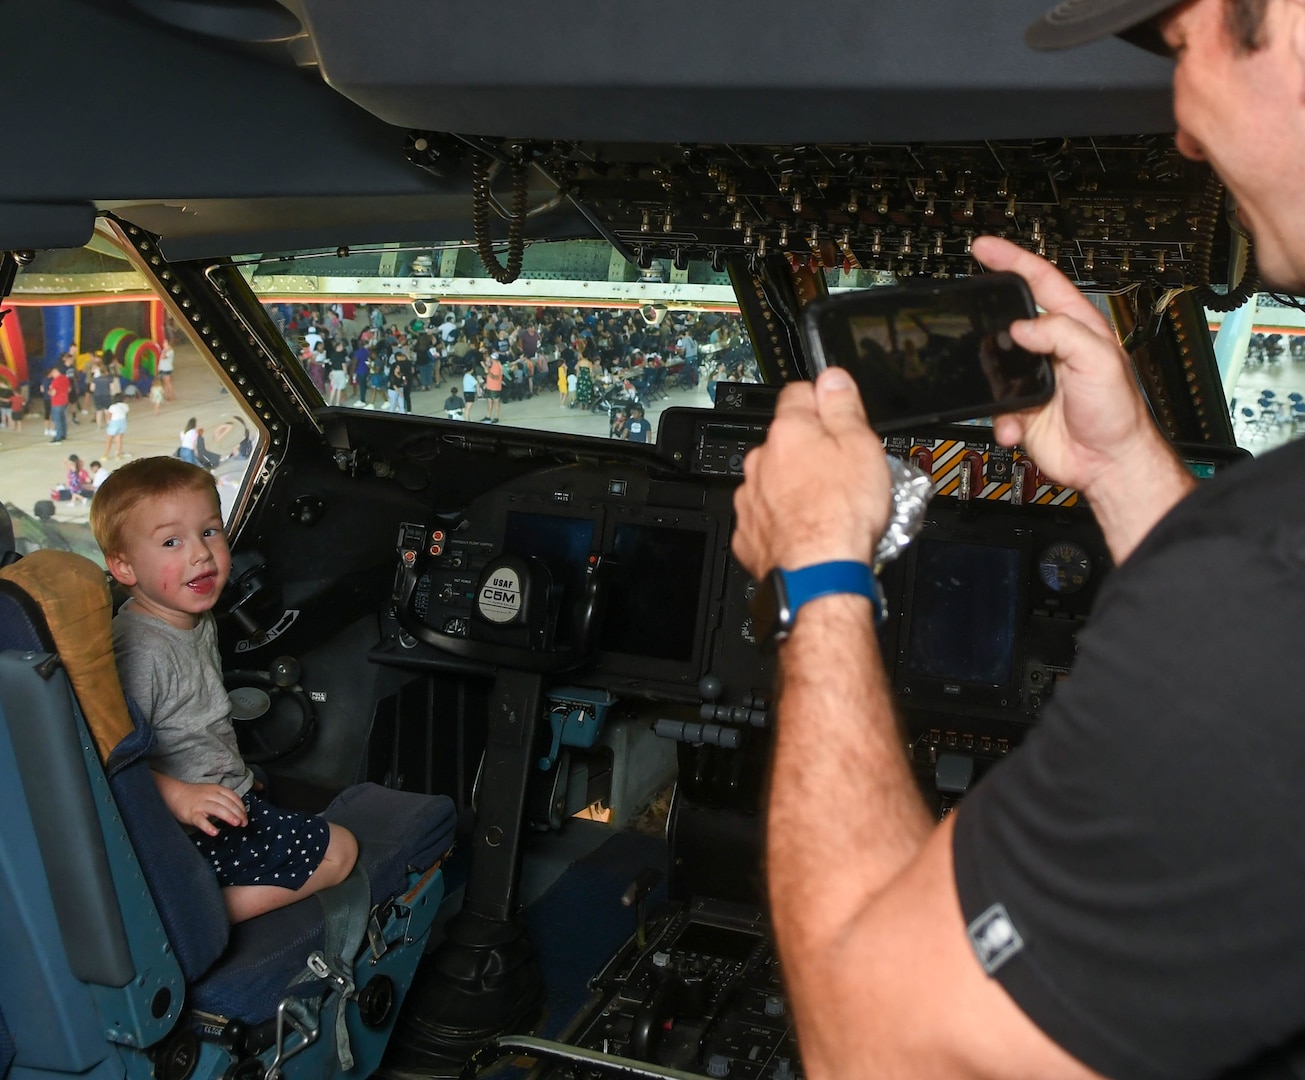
734;373;1104;1079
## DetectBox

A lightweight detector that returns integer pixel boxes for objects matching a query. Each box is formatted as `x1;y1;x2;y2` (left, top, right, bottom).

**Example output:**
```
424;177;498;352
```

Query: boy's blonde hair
89;456;219;558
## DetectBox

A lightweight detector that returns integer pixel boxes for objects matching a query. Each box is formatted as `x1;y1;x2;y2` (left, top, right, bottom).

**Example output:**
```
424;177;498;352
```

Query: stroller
591;378;646;417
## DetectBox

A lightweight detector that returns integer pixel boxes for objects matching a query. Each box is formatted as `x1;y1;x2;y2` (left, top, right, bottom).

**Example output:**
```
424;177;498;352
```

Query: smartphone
802;273;1054;433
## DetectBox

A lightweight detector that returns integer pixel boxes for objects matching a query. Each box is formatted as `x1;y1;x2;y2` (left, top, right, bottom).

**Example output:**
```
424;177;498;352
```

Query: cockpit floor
525;826;669;1041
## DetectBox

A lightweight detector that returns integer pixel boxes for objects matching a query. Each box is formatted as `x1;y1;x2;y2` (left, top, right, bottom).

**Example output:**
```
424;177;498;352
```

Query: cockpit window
236;241;755;441
1217;294;1305;455
234;232;1305;457
0;225;265;565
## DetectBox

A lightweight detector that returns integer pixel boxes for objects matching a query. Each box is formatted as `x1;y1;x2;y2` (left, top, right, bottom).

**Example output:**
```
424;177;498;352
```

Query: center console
373;394;1247;1079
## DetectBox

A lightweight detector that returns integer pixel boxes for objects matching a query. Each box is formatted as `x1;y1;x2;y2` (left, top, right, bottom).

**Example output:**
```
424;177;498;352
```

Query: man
675;329;699;365
48;363;71;443
517;321;540;360
732;2;1305;1078
438;312;459;345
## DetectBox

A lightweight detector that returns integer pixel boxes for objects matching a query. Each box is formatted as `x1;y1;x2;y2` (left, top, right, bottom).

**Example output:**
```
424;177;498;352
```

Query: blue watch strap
781;560;884;624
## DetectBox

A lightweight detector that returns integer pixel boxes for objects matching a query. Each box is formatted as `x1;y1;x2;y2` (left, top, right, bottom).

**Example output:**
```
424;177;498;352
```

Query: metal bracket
266;997;320;1080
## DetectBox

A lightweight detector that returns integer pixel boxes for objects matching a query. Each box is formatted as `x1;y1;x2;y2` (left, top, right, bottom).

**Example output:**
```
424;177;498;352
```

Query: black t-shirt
954;437;1305;1080
390;360;414;389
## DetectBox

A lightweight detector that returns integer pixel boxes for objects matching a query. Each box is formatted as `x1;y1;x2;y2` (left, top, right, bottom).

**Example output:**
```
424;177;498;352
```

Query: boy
624;403;651;443
88;460;111;491
443;385;464;419
90;457;357;923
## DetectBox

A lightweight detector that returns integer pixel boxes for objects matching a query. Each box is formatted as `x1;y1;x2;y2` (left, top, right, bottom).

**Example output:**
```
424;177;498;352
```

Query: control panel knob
764;994;785;1017
772;1057;794;1080
706;1053;731;1077
268;656;300;688
651;951;671;968
698;674;722;702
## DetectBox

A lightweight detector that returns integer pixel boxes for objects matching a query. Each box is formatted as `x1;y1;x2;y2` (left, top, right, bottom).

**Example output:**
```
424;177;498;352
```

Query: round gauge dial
1039;541;1092;595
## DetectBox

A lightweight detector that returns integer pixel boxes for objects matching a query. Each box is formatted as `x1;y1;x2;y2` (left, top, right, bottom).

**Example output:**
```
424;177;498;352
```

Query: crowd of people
0;330;258;515
270;300;755;439
6;345;153;454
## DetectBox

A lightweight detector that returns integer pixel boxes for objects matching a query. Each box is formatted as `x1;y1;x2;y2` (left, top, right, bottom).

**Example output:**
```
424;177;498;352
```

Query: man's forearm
767;594;933;1024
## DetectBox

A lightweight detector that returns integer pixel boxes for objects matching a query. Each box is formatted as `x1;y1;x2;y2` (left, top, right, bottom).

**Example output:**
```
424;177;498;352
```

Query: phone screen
804;274;1053;432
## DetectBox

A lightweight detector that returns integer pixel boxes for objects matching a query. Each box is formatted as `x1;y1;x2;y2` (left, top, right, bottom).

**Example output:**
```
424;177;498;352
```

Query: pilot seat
0;549;456;1080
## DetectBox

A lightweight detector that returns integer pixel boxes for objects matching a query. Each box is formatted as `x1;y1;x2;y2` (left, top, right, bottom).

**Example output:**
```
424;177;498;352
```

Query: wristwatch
751;560;884;644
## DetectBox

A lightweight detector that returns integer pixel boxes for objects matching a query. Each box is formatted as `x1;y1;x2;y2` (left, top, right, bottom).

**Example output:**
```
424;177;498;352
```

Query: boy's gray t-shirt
113;604;254;796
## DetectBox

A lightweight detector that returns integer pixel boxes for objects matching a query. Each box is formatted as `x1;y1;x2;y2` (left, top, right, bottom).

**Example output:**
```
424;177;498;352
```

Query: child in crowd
89;458;357;923
444;385;464;420
104;394;129;459
623;403;651;444
69;454;91;504
0;382;15;431
609;405;628;440
88;459;111;491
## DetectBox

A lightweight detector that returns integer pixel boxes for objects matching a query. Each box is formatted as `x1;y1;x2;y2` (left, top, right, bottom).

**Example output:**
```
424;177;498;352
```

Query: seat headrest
0;550;133;761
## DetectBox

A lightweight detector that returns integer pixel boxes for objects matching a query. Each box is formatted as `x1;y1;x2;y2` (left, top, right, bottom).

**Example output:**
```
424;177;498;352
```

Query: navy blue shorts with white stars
191;790;330;890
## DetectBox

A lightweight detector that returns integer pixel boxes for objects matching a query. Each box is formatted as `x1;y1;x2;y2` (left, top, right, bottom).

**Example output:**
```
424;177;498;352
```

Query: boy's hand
153;772;248;836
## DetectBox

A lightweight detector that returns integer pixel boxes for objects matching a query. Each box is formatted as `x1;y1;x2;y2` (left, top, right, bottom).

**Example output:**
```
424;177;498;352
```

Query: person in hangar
732;1;1305;1076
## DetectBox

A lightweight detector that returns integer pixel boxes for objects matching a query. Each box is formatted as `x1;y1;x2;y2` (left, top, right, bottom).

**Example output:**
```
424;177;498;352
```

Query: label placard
479;568;522;624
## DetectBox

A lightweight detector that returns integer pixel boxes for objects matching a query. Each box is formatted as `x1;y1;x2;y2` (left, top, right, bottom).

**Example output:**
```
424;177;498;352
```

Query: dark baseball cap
1025;0;1181;52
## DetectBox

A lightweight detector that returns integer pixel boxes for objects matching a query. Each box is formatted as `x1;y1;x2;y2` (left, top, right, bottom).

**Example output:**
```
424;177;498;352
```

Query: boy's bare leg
222;823;359;924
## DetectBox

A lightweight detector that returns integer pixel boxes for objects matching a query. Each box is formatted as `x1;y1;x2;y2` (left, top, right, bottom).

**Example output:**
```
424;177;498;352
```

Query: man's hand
153;772;248;836
733;368;890;578
972;235;1170;494
973;235;1194;561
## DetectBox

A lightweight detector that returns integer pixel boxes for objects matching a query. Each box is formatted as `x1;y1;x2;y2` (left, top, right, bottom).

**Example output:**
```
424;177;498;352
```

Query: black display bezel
802;273;1053;433
891;521;1032;711
594;506;717;687
491;497;717;689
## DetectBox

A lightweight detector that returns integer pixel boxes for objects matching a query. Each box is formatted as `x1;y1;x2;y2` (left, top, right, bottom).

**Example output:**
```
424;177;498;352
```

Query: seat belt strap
287;865;372;1070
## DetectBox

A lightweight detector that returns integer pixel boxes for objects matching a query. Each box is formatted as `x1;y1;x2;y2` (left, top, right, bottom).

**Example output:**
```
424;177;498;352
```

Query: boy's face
105;486;231;630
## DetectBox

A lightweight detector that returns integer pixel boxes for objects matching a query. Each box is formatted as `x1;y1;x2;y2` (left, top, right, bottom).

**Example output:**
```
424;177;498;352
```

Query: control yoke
394;542;606;673
389;529;612;1059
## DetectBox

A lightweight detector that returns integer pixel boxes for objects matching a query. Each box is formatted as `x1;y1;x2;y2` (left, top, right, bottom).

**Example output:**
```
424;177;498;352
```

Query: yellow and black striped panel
883;434;1080;507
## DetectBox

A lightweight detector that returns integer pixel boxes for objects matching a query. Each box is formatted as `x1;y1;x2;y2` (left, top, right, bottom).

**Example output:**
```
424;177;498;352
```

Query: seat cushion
190;784;455;1023
320;783;457;903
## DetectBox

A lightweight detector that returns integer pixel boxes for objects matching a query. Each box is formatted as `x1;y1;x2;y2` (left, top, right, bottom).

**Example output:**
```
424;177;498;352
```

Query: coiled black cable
471;150;529;284
1191;173;1259;312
